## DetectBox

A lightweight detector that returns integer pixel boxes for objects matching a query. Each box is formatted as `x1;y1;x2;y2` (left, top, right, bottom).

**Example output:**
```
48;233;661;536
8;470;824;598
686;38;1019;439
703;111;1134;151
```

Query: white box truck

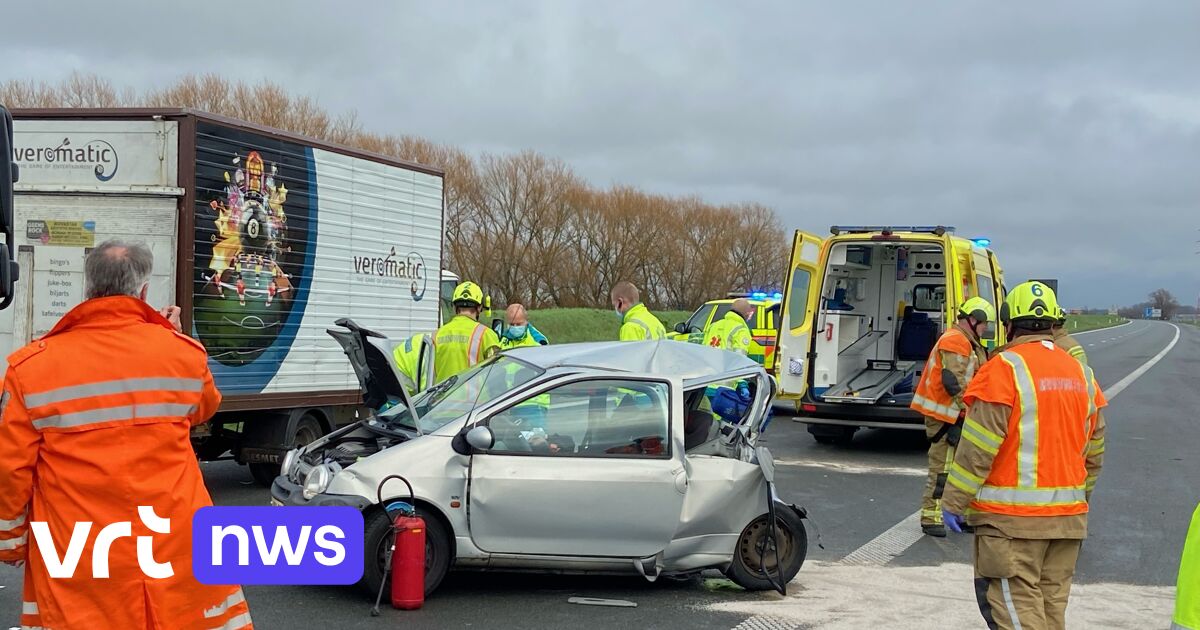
5;108;445;484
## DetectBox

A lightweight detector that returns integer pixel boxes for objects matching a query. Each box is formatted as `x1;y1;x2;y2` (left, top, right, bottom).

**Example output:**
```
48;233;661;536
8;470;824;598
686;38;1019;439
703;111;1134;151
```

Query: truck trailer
5;108;445;484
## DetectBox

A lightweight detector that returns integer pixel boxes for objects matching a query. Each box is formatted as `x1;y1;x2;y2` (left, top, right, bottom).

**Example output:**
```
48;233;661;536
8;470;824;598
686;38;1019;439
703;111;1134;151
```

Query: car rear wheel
360;506;452;600
725;503;807;591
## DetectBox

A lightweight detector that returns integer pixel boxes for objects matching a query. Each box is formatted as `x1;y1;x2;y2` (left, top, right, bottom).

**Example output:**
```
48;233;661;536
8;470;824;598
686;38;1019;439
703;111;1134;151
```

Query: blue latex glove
943;510;967;534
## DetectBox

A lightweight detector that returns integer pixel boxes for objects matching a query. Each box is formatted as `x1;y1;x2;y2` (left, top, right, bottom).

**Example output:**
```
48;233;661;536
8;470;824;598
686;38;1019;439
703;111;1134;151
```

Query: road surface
2;320;1191;628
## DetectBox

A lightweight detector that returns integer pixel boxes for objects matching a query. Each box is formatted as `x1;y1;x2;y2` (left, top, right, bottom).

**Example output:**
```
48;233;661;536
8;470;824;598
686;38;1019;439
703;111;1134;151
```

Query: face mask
979;322;996;339
614;302;624;319
505;324;527;340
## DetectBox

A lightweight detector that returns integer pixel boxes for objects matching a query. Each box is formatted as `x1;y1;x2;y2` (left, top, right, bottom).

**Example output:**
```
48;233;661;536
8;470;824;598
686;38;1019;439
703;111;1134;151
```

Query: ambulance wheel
810;425;856;446
726;503;807;591
361;506;452;600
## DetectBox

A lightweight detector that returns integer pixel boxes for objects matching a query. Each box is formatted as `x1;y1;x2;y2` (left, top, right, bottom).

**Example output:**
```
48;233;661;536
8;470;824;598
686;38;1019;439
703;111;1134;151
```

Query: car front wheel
725;503;807;591
360;506;452;599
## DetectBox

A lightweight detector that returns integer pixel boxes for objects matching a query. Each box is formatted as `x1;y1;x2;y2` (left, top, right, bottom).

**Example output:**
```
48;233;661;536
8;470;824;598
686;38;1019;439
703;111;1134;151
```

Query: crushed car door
777;230;824;398
467;378;686;557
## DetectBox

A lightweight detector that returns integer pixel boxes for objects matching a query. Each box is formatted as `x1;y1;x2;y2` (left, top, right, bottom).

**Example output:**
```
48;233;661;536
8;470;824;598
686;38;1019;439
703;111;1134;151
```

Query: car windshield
384;355;545;434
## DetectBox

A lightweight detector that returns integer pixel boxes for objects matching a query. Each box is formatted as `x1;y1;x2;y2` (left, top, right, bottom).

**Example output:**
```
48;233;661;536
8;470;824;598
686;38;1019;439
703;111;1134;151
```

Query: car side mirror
674;322;687;334
465;426;494;451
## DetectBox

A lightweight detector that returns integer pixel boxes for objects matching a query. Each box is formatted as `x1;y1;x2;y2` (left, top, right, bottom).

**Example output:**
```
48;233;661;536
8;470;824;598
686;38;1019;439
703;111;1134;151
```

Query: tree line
1;73;788;309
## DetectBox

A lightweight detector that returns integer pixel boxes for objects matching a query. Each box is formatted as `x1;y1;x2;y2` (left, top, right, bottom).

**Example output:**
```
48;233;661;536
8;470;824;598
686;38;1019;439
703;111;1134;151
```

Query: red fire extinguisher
370;475;425;615
389;502;425;610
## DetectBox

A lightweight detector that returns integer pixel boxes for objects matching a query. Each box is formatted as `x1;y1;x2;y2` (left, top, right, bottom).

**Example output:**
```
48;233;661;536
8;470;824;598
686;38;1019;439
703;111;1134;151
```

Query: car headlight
280;449;297;479
303;464;332;500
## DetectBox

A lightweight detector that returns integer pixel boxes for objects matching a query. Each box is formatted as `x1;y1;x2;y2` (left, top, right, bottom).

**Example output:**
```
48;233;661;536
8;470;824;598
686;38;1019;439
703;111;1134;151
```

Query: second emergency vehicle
775;226;1006;444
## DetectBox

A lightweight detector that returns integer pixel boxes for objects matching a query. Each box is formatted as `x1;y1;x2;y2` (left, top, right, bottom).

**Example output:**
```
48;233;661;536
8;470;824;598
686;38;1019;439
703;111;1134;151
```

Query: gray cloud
4;0;1198;306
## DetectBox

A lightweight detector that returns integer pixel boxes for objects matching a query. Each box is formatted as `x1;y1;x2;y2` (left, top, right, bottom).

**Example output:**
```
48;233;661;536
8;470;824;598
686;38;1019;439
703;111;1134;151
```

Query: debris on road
702;578;746;592
568;597;637;607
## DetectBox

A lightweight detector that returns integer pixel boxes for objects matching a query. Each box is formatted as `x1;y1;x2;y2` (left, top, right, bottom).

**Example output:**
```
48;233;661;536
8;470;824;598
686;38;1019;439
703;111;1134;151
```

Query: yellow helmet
958;296;996;323
1000;281;1060;327
451;281;484;307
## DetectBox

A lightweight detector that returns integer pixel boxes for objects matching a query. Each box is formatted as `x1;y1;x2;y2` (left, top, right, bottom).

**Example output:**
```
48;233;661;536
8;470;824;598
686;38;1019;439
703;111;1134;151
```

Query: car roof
503;340;762;386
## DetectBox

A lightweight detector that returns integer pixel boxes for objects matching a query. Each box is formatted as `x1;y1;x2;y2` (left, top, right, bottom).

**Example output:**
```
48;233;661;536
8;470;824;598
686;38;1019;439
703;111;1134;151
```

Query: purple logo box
192;506;364;585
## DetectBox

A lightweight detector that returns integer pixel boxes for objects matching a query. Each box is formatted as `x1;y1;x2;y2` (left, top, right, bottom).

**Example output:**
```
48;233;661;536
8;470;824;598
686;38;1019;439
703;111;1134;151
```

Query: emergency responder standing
611;281;666;341
0;240;252;630
942;281;1106;630
910;296;994;537
500;303;543;349
1173;503;1200;630
392;332;433;396
702;299;754;355
434;281;501;383
1052;306;1089;367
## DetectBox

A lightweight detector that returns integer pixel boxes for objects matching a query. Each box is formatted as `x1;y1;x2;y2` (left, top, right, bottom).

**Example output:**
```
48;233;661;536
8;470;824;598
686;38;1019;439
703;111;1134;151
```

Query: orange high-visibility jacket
960;338;1106;517
0;296;252;630
911;327;981;423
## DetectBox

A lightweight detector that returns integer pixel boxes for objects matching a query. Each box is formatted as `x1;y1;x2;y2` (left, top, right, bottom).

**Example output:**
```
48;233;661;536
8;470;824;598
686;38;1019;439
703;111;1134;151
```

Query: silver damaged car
271;319;809;597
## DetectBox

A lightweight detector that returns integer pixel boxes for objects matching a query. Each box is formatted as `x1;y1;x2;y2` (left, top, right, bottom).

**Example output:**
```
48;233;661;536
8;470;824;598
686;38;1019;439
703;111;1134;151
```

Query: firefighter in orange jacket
0;240;252;630
910;296;994;537
942;281;1105;630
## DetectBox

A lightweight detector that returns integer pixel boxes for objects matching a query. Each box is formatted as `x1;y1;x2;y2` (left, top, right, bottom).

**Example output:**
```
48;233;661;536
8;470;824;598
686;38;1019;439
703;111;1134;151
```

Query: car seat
897;310;939;361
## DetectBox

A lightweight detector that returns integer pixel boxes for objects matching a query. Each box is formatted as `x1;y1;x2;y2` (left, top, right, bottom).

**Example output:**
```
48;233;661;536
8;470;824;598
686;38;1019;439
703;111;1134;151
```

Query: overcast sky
4;1;1198;308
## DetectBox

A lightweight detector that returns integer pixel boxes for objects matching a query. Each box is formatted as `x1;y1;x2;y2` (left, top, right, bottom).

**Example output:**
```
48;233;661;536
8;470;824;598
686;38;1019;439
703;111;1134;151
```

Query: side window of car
485;380;670;458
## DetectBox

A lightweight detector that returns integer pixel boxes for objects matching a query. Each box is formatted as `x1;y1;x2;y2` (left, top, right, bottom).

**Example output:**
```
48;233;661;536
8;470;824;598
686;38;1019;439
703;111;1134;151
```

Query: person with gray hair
83;239;182;331
0;238;252;629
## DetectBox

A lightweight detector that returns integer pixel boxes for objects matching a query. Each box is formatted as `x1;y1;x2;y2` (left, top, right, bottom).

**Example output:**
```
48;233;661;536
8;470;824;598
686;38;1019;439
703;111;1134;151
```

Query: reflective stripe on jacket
0;296;251;630
702;311;752;355
911;326;983;423
434;315;501;384
955;336;1107;518
1052;327;1089;368
619;303;666;341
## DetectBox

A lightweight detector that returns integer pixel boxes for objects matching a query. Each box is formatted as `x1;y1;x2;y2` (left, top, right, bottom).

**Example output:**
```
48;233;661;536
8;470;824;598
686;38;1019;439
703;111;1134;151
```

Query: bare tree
1148;288;1179;320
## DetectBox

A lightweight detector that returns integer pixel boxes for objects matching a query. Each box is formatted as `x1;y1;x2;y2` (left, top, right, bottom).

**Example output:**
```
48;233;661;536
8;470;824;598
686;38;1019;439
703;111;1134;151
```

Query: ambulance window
685;305;715;333
913;284;945;312
787;270;811;325
712;303;733;322
976;274;995;305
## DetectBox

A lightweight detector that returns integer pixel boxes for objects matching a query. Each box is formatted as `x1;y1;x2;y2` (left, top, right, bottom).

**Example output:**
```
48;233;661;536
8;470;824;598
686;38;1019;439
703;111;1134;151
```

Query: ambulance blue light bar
830;225;956;235
972;238;992;248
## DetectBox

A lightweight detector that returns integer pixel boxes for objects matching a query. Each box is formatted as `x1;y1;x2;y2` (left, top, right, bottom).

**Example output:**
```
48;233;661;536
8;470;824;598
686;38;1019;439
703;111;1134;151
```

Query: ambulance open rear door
777;230;823;401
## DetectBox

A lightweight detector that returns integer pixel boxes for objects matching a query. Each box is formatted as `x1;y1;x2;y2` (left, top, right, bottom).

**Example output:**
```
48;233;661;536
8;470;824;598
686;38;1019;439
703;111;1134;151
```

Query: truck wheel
360;506;452;600
726;503;808;591
249;414;323;487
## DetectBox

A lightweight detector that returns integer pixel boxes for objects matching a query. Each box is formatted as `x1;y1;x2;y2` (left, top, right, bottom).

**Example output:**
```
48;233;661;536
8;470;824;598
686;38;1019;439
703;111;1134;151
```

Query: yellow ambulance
775;226;1006;445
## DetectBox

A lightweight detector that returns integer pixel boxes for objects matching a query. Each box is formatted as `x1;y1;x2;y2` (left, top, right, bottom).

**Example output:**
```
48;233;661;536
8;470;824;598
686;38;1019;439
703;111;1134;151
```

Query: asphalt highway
2;320;1190;629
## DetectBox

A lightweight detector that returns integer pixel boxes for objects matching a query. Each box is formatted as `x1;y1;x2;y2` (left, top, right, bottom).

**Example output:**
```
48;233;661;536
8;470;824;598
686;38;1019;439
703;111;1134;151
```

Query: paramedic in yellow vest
942;281;1105;630
702;298;754;355
910;296;993;537
434;281;501;383
392;333;433;396
1174;503;1200;630
611;281;666;341
500;303;541;350
1051;306;1089;368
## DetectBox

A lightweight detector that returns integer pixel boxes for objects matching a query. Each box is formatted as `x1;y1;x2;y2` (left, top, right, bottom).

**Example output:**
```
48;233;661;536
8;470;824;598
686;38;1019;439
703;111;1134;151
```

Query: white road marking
775;459;924;477
1073;320;1133;336
1102;323;1180;400
839;322;1180;566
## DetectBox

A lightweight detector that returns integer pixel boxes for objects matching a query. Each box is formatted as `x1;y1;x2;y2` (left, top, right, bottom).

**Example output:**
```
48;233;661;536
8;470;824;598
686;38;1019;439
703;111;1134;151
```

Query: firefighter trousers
920;416;955;525
973;532;1082;630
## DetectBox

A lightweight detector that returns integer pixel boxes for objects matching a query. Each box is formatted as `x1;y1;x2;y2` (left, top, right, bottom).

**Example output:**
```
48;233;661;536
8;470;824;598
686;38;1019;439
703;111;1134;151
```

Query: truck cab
775;226;1006;444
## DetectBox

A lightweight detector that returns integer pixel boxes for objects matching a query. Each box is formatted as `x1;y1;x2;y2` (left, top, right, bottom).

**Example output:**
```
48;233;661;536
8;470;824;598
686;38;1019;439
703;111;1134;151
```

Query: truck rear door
777;231;823;398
